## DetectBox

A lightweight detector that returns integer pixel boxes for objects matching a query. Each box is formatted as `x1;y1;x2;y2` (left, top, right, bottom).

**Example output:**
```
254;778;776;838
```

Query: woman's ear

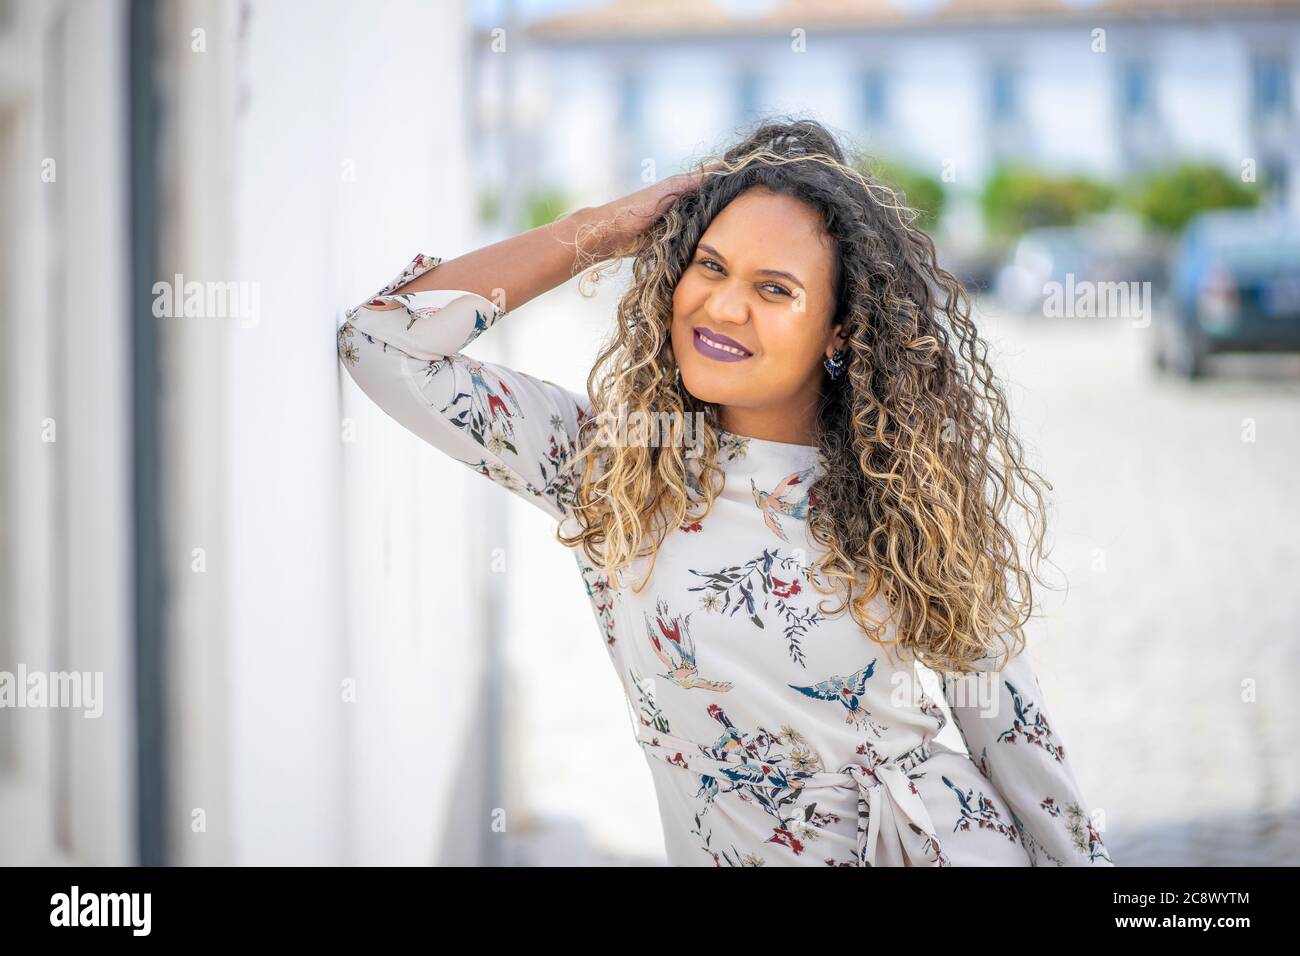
828;321;849;355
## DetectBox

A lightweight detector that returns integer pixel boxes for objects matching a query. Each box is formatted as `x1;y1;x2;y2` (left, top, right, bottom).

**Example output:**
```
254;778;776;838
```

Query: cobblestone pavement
979;307;1300;866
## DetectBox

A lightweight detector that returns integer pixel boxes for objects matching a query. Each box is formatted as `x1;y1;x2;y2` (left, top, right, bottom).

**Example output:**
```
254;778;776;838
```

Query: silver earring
824;348;846;380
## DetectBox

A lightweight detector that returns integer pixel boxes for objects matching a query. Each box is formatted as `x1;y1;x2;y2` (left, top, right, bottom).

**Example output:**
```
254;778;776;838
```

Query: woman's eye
696;258;791;297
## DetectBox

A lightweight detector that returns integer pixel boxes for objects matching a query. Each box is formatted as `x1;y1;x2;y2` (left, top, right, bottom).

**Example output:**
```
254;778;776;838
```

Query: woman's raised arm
336;171;709;523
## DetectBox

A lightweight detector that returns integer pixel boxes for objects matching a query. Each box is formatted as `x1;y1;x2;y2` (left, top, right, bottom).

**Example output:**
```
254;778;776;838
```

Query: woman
337;119;1113;867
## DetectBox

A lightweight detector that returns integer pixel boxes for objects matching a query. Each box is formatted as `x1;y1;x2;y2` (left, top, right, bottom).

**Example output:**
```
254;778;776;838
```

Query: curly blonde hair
555;117;1058;675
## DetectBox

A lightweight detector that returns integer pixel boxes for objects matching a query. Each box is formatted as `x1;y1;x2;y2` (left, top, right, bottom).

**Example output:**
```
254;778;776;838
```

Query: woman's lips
692;327;753;362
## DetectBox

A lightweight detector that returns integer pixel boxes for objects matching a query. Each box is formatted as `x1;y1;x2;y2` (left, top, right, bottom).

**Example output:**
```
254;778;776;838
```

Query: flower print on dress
678;456;711;532
536;422;582;511
716;431;750;462
969;743;1097;866
918;686;947;734
841;736;917;782
695;705;831;860
337;322;359;366
788;657;888;737
688;547;823;667
343;253;443;323
997;679;1067;762
644;599;734;692
691;808;763;868
629;668;670;735
942;774;1023;845
452;456;527;492
440;405;580;517
750;466;817;541
1006;806;1056;865
576;554;617;655
1041;796;1111;864
442;357;526;451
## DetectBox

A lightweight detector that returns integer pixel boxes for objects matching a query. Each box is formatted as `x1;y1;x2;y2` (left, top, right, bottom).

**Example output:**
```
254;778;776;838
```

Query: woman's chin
678;373;745;406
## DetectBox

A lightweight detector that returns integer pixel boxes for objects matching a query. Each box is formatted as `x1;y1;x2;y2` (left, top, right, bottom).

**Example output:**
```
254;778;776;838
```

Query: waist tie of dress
636;724;946;867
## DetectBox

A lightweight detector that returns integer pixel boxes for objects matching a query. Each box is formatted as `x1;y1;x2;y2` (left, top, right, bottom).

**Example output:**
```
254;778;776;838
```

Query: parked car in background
994;213;1169;318
1157;209;1300;378
995;226;1093;314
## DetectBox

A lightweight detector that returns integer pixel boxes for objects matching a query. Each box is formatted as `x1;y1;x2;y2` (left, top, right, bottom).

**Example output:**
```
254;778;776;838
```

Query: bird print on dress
462;303;503;344
788;657;888;737
644;599;734;692
441;357;525;451
628;677;762;866
997;679;1067;762
401;299;501;342
972;742;1109;866
750;466;818;541
942;774;1023;844
705;704;745;756
699;704;830;861
655;703;834;867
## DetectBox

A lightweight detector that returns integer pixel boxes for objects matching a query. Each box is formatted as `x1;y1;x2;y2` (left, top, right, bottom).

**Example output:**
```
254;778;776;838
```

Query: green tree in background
475;159;1261;247
478;186;574;231
1123;162;1260;233
853;153;947;229
980;165;1115;238
477;189;499;225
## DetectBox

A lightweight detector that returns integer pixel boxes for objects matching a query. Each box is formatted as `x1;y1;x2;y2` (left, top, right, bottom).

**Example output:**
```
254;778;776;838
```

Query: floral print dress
338;253;1114;868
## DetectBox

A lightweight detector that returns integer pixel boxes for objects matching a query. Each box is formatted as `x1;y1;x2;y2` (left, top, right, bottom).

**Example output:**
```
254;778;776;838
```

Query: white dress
337;253;1115;867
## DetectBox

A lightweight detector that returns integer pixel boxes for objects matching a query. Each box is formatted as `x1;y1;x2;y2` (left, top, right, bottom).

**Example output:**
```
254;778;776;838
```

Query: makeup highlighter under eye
692;327;753;362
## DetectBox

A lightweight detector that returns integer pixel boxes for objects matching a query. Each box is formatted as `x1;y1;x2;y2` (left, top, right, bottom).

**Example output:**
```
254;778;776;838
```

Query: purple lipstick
692;326;754;362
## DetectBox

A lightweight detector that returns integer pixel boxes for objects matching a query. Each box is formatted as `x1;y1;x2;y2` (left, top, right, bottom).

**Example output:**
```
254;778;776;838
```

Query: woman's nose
705;281;750;326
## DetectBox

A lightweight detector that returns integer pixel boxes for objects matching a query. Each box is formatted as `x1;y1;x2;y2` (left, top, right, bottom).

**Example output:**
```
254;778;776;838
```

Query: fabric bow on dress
845;761;946;867
638;725;946;867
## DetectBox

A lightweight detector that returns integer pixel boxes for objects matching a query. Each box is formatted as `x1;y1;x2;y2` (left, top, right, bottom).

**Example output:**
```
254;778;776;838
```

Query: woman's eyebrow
697;242;805;288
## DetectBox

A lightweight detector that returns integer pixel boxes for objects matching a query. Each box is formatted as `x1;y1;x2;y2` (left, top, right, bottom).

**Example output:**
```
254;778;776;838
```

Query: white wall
0;0;134;866
225;0;486;863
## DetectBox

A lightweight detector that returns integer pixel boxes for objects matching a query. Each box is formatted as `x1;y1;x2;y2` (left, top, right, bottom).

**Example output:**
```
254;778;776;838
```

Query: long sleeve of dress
337;253;591;524
935;643;1114;866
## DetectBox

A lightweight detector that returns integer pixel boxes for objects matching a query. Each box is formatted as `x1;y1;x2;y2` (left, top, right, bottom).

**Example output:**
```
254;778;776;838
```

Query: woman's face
671;186;844;435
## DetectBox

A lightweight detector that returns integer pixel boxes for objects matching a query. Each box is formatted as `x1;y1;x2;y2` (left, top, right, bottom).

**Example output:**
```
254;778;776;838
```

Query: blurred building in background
487;0;1298;211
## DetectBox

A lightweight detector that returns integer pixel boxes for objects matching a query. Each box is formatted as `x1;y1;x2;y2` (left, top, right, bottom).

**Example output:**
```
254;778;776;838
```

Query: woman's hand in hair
577;161;722;261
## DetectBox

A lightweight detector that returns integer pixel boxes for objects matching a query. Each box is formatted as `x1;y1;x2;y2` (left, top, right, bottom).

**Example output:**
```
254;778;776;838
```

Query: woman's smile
692;326;754;361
